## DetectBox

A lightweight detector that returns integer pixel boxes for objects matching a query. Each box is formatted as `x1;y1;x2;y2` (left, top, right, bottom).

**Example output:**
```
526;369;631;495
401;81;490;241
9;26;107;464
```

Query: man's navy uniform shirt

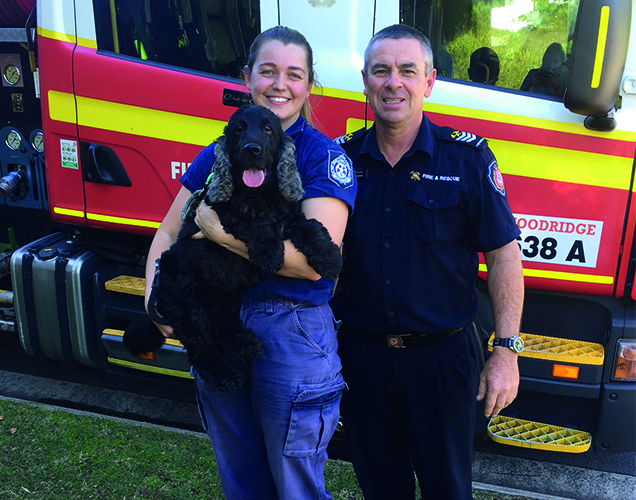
331;113;520;335
181;115;357;306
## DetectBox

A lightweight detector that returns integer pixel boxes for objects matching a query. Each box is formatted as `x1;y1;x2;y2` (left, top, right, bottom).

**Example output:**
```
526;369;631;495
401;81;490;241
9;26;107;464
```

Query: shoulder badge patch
334;128;365;145
436;127;487;150
328;150;354;188
487;160;506;197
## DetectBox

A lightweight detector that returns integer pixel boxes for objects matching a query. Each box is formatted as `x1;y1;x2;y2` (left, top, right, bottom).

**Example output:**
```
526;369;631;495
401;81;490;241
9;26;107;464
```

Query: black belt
386;328;463;349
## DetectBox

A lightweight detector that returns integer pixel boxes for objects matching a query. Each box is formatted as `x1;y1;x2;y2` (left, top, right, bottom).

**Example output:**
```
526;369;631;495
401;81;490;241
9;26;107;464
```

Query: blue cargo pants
194;300;345;500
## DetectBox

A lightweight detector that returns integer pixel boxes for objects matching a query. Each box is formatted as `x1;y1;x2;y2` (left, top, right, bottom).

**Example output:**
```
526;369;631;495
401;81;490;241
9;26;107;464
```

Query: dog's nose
243;143;262;156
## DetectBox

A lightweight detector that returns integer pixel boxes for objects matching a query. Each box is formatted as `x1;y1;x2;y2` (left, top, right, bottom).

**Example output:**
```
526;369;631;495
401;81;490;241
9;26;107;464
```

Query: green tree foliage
447;0;570;90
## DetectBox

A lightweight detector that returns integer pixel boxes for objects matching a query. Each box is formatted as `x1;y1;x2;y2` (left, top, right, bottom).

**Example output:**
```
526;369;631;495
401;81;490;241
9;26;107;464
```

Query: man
331;25;524;500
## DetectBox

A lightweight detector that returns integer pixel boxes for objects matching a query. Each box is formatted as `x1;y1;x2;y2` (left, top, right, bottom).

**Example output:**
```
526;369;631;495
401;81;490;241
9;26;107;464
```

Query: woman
144;26;356;500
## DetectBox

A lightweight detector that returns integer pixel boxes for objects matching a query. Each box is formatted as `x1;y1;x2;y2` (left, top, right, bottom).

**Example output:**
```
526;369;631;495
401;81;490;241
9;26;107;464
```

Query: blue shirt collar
360;113;436;163
285;115;307;139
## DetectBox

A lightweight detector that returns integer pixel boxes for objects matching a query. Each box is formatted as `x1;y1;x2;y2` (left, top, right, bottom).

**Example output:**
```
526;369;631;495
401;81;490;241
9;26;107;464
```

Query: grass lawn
0;399;533;499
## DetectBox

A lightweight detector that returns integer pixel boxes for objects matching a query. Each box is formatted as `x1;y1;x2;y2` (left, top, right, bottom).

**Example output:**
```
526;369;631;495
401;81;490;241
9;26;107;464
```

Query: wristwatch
492;336;524;354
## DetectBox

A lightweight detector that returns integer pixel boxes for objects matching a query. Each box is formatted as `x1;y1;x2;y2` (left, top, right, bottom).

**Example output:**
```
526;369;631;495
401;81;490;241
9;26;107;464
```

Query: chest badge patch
410;171;422;181
488;160;506;197
328;150;354;188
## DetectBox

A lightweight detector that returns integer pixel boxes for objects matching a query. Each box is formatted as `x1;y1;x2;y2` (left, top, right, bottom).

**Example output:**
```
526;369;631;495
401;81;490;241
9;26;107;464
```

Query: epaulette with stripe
436;126;487;150
334;128;366;145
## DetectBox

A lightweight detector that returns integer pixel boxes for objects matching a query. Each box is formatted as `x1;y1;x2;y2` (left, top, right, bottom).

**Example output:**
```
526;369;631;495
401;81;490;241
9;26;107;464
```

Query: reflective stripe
37;26;97;49
86;212;161;229
53;206;161;229
592;6;610;89
488;138;632;191
108;357;193;379
345;117;633;191
53;206;84;218
422;102;636;144
479;263;614;285
48;91;225;147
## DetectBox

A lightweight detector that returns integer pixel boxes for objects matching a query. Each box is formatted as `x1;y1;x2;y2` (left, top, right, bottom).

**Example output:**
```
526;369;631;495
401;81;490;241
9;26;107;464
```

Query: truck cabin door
389;0;635;299
71;0;262;236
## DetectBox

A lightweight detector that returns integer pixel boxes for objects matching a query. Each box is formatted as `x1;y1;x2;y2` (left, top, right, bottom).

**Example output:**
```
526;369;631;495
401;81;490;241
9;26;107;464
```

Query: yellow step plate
105;275;146;296
488;415;591;453
488;332;604;365
101;329;191;379
102;328;184;348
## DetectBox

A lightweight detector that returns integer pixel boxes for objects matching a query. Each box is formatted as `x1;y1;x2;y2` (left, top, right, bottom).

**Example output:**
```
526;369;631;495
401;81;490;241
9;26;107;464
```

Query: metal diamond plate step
488;415;591;453
105;275;145;296
0;28;28;43
488;332;604;365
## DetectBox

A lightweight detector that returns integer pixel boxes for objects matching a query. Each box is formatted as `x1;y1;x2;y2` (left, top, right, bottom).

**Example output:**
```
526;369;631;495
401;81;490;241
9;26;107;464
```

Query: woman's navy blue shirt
180;115;357;306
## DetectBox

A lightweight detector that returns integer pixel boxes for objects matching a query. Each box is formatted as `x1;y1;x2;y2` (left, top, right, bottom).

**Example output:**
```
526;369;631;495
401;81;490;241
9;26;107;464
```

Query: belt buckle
387;335;406;348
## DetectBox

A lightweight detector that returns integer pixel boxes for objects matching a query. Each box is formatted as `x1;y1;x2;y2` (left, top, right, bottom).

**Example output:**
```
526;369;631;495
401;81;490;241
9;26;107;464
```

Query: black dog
123;105;343;391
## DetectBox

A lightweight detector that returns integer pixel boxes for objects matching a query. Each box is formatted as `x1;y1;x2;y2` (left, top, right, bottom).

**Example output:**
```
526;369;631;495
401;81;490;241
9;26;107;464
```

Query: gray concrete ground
0;369;634;500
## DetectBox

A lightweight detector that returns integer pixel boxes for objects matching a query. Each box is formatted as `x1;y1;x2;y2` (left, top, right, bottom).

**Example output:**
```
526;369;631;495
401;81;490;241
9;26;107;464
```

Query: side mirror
565;0;631;118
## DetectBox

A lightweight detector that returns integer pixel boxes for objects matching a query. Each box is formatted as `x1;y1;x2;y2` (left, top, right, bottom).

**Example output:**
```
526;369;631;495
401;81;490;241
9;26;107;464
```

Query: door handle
81;142;132;187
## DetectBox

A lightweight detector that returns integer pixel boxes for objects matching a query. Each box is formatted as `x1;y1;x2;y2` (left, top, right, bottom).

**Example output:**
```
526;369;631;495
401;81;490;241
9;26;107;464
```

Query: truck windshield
401;0;579;101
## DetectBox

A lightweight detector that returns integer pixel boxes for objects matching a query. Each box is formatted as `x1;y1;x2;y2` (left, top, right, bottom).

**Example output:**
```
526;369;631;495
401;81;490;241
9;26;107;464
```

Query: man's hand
481;241;524;417
476;347;519;417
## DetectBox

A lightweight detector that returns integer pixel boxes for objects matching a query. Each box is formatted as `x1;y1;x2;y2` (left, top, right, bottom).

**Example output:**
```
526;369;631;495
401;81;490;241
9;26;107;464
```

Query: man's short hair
363;24;434;74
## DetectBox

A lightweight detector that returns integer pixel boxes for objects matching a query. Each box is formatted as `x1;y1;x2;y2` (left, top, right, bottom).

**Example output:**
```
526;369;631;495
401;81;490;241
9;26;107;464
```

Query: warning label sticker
60;139;78;169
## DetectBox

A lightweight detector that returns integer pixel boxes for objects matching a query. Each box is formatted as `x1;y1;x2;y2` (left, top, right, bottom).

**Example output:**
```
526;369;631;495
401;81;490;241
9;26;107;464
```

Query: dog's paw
248;243;285;274
235;329;263;360
305;244;343;281
197;365;246;393
123;317;166;355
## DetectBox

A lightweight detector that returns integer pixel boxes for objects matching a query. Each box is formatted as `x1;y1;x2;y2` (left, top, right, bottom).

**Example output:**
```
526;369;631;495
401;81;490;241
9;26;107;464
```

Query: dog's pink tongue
243;169;265;188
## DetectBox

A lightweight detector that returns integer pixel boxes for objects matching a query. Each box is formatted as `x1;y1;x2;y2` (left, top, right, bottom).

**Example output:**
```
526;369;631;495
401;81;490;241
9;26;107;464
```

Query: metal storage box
10;231;107;367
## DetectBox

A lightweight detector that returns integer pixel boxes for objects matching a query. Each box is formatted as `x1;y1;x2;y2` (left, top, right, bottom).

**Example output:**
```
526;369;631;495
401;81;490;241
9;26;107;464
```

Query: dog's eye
235;124;244;133
263;125;273;134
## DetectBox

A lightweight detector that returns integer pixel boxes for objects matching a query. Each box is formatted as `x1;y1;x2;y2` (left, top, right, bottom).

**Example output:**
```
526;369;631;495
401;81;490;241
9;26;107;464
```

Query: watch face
512;336;524;353
5;130;21;150
3;64;21;85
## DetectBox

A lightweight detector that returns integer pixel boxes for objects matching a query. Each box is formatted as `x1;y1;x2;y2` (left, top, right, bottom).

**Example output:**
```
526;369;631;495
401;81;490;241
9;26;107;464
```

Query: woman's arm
193;196;349;281
144;186;192;336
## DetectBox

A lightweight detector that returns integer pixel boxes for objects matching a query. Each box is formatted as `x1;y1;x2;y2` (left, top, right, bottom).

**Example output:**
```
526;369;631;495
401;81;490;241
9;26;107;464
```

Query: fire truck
1;0;634;454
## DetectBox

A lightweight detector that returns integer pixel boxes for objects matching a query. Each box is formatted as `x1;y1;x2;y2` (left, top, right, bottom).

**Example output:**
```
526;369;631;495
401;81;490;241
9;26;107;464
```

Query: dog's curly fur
123;105;343;392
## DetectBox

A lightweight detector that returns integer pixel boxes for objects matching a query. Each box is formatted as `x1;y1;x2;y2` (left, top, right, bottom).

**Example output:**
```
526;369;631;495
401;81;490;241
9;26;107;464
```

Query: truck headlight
613;340;636;381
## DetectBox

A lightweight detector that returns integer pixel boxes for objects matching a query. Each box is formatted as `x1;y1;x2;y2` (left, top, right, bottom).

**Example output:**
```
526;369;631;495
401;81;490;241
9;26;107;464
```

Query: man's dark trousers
338;325;481;500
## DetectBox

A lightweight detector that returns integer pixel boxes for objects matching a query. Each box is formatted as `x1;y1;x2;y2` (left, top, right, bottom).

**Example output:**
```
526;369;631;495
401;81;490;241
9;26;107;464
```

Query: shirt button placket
382;168;397;328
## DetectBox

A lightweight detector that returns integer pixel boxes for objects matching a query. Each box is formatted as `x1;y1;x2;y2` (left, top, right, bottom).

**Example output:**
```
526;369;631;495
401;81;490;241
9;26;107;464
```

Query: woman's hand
193;202;222;241
154;322;175;338
193;203;251;260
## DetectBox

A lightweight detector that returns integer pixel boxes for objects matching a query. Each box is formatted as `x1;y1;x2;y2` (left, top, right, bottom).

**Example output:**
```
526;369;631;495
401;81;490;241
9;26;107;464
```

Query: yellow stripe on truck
48;91;226;147
53;207;85;218
487;138;632;191
479;264;614;285
53;207;161;229
38;26;97;50
345;118;633;191
422;102;636;143
86;212;161;229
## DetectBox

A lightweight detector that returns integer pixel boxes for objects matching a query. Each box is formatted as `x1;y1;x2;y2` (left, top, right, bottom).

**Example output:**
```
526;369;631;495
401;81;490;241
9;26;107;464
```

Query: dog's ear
277;136;304;201
206;138;234;202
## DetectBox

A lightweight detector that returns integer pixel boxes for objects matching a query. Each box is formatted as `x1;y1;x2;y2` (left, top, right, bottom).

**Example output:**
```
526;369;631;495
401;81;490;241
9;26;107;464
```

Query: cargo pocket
283;375;346;457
